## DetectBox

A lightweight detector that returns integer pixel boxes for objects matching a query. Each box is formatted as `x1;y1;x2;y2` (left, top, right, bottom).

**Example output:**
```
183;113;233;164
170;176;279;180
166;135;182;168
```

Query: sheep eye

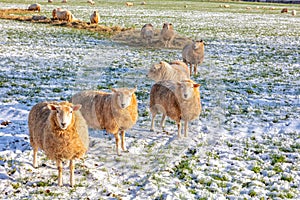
70;111;73;114
56;110;59;114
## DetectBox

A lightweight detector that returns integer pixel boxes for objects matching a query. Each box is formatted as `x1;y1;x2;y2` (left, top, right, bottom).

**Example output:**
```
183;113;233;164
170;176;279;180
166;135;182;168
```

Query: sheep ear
154;64;161;69
176;81;182;86
111;88;118;93
193;84;201;88
160;61;169;68
130;86;137;94
72;104;81;111
48;104;58;111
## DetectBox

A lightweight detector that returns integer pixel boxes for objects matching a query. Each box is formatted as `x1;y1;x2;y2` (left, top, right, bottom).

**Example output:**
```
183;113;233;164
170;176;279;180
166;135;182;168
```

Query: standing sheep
160;23;176;48
141;23;154;45
147;61;190;82
150;80;201;137
182;40;205;76
71;87;138;156
52;8;73;22
90;10;99;24
28;3;41;12
28;101;89;187
292;10;297;16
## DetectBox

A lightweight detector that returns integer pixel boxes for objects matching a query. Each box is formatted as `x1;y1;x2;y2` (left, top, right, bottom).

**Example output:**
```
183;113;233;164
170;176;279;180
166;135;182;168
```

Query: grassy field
0;0;299;199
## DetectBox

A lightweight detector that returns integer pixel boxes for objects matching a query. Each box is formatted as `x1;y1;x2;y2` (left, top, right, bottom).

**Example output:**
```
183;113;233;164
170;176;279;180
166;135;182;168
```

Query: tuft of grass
271;154;286;165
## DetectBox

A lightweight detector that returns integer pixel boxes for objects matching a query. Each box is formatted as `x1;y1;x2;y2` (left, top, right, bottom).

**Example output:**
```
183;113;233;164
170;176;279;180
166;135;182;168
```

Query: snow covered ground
0;1;299;199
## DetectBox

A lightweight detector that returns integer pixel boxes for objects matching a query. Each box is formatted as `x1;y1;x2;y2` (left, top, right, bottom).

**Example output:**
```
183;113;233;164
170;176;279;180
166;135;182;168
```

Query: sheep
126;2;134;6
48;0;53;3
32;15;47;21
87;0;95;5
62;0;67;3
292;10;297;16
28;3;41;12
160;23;176;48
71;87;138;156
150;79;201;137
147;61;190;82
141;23;154;45
281;8;288;13
90;10;99;24
182;40;205;76
28;101;89;187
52;8;73;22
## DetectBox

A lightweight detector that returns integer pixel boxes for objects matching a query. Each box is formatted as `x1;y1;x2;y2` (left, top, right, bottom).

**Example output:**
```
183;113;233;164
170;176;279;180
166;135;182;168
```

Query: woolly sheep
150;80;201;137
292;10;297;16
62;0;67;3
281;8;288;13
147;60;190;82
90;10;99;24
52;8;73;22
160;22;175;48
28;101;89;187
182;40;205;76
28;3;41;12
141;23;154;45
48;0;53;3
71;87;138;156
126;2;134;6
87;0;95;5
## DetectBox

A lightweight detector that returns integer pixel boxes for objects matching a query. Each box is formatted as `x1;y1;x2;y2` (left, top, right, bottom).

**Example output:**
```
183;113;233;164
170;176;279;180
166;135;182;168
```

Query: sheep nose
184;94;188;98
61;122;66;127
121;103;126;108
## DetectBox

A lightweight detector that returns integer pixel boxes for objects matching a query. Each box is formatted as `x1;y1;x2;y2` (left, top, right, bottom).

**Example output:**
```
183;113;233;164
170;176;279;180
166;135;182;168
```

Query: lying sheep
126;2;134;6
87;0;95;5
62;0;67;3
160;23;175;48
292;10;297;16
141;23;154;45
281;8;288;13
150;80;201;137
28;101;89;187
147;61;190;82
90;10;99;24
182;40;205;76
71;87;138;156
28;3;41;12
52;8;73;22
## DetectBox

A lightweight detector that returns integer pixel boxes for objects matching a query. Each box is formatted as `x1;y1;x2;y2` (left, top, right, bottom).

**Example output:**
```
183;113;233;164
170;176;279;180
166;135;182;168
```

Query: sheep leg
150;110;157;132
121;130;128;152
189;64;193;75
184;120;189;137
57;160;63;186
69;160;75;187
194;64;198;75
160;114;166;131
177;121;182;138
33;147;38;168
114;133;121;156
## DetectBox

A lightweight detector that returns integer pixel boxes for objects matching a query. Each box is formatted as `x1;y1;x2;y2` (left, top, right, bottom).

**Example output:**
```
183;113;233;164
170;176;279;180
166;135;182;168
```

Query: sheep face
147;63;162;81
48;104;81;130
177;81;200;100
163;23;173;30
112;88;137;109
193;40;204;50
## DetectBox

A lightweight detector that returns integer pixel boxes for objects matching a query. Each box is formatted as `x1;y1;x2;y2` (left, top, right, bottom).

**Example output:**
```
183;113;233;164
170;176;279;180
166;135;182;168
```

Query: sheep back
148;61;190;82
150;80;181;123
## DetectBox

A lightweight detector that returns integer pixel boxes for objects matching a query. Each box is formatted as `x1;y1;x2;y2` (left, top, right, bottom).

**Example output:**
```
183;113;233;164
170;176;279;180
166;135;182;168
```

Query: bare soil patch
112;29;192;49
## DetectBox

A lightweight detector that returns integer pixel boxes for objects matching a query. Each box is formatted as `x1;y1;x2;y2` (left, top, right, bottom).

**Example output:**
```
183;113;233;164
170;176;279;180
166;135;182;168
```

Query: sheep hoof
150;129;155;132
123;150;129;153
